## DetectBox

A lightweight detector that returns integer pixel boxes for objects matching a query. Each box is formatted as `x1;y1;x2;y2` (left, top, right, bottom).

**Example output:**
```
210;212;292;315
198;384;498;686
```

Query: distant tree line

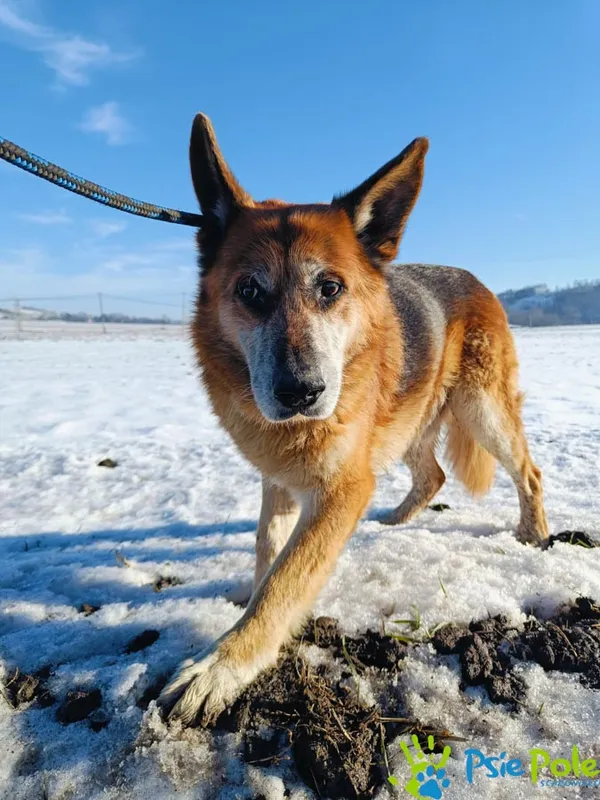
0;307;178;325
57;311;177;325
499;280;600;326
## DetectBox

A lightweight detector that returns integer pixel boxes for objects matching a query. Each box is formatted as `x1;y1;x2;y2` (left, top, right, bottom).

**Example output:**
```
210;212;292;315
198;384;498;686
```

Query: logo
392;737;600;795
396;734;452;799
465;746;600;787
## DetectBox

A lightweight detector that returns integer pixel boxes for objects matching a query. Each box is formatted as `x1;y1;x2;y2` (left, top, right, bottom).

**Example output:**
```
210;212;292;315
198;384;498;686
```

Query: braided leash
0;136;204;228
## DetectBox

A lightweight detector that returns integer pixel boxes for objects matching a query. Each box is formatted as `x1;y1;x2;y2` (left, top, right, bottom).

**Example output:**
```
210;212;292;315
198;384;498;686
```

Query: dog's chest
225;410;360;490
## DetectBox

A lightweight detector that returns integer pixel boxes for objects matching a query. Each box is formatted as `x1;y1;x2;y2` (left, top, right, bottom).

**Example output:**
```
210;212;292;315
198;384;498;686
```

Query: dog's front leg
159;470;375;726
255;479;301;590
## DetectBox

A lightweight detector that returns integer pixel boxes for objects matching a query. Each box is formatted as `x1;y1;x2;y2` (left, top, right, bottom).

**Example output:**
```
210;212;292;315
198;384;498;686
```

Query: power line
0;293;185;307
103;294;181;308
0;295;97;303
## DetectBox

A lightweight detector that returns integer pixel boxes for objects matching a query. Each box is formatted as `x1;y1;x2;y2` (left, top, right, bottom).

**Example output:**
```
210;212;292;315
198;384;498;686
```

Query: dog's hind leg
448;387;548;546
379;418;445;525
255;480;301;589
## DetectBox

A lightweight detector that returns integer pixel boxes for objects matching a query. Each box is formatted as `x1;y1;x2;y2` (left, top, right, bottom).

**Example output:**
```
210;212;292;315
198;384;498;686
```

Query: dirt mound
432;597;600;705
223;656;381;797
213;619;455;798
302;616;406;670
2;666;54;709
517;597;600;689
56;688;102;725
547;530;598;548
125;629;160;654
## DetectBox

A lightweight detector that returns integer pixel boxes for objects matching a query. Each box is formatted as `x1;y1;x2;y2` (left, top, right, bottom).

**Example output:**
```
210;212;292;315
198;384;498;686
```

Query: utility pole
97;292;106;334
14;298;21;334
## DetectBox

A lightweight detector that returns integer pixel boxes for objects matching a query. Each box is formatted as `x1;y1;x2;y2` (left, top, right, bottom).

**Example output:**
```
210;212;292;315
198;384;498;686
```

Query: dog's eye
237;279;261;303
320;280;343;299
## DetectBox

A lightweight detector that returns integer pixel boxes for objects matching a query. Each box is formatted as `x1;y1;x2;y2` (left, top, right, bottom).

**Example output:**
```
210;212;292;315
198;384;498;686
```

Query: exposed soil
212;619;457;799
211;596;600;796
432;615;527;708
517;597;600;690
2;666;55;709
56;688;102;725
547;530;598;549
303;616;406;670
432;597;600;705
222;655;383;797
125;629;160;654
153;575;184;592
96;458;118;468
78;602;100;616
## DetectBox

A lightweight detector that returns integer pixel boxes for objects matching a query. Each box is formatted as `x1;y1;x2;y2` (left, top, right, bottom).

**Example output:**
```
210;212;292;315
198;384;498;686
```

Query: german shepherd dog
159;114;549;725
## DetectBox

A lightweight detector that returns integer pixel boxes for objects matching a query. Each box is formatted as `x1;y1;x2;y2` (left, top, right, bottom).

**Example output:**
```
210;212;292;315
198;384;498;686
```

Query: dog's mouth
263;403;330;424
257;392;337;424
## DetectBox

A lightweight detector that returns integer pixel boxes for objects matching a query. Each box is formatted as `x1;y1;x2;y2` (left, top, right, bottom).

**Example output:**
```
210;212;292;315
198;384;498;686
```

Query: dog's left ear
190;113;253;224
332;137;429;265
190;114;254;267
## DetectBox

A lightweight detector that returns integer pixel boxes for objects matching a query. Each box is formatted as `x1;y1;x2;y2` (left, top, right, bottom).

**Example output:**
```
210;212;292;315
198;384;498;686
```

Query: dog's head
191;114;428;423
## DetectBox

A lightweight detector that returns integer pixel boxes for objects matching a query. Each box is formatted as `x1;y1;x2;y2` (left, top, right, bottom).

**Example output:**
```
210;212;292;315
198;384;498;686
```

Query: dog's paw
515;523;549;548
158;644;259;726
377;509;403;526
376;505;414;526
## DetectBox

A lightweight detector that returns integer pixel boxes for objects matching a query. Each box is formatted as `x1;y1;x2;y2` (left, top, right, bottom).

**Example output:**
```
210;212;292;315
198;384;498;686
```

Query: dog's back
381;262;519;499
387;262;513;388
386;263;486;392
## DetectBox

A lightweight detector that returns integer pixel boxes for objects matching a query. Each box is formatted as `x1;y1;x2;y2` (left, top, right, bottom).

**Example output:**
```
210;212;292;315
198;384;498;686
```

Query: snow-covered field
0;319;185;340
1;325;599;799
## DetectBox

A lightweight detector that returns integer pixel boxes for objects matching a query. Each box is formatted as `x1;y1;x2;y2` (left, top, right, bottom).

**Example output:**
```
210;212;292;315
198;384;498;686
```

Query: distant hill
498;280;600;326
0;305;178;325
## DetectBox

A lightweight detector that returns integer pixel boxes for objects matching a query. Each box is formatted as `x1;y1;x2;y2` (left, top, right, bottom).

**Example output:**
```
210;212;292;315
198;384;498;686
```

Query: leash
0;136;204;228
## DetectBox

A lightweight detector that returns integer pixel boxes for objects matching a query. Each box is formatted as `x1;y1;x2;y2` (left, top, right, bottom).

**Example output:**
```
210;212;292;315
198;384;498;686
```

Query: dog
158;113;549;725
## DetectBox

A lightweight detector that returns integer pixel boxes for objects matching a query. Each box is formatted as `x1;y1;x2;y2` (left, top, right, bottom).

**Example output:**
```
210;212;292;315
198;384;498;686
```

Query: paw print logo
393;734;452;798
413;765;451;799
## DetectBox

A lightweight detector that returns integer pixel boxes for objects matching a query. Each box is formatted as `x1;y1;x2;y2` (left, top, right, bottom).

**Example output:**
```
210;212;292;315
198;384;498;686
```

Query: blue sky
1;0;598;317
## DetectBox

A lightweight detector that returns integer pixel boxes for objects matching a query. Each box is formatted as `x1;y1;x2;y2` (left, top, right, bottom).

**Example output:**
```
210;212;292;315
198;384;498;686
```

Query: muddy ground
213;595;600;798
3;532;599;799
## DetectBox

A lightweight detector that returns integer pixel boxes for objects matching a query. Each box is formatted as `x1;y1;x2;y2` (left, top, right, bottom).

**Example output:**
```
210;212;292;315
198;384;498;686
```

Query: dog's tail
445;414;496;496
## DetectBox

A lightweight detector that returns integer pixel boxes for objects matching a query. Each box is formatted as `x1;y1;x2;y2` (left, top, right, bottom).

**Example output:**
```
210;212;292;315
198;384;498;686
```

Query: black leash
0;136;204;228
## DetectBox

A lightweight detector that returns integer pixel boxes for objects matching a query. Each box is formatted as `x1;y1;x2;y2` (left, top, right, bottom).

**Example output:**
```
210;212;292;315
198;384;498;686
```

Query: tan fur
255;481;300;588
158;115;549;726
445;415;496;496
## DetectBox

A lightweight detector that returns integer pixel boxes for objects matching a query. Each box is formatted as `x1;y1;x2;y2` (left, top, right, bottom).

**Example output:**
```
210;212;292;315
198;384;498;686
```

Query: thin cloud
89;220;127;238
18;210;72;225
0;1;139;87
79;102;133;146
0;239;195;300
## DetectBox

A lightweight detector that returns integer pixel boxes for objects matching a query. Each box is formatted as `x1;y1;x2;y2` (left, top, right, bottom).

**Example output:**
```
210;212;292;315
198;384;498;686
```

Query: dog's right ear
190;114;253;254
332;137;428;266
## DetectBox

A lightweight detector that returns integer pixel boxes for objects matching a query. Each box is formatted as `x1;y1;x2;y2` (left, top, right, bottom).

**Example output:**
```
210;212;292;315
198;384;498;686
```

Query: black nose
274;376;326;410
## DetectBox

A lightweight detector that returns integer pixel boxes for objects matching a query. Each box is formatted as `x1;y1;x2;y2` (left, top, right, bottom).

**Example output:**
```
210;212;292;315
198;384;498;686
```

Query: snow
0;318;185;340
1;324;599;799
